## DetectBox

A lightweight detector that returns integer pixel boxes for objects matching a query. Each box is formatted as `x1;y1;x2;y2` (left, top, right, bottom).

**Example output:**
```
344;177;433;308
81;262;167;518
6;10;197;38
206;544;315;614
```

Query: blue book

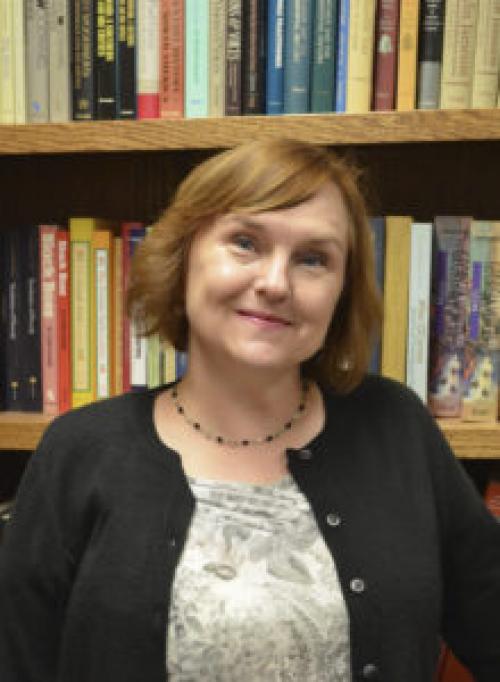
283;0;314;113
368;217;385;374
266;0;285;114
334;0;349;112
19;225;42;411
311;0;339;112
185;0;210;117
175;351;188;379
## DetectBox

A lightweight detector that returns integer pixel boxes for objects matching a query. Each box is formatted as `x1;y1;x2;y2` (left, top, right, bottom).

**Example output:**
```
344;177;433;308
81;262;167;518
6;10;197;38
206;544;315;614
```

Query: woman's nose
254;255;290;299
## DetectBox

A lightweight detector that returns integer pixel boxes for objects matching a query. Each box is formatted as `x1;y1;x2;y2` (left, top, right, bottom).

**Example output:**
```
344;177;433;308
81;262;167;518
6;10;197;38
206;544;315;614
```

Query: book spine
396;0;420;111
128;227;147;391
0;0;15;124
160;0;185;118
40;226;59;415
13;0;26;123
428;216;471;417
49;0;71;122
184;0;210;117
346;0;376;113
95;0;117;119
57;229;71;413
113;236;124;395
4;230;22;410
175;350;188;379
311;0;338;112
440;0;479;109
116;0;137;118
209;0;226;117
266;0;285;114
368;216;385;374
283;0;314;113
242;0;267;114
137;0;160;118
462;221;498;421
162;343;177;382
20;226;42;412
26;0;50;122
73;0;96;120
121;222;144;392
147;333;162;388
0;233;6;410
226;0;243;115
471;0;500;108
93;230;113;399
406;222;433;404
381;216;412;383
372;0;399;111
335;0;350;111
417;0;445;109
490;222;500;419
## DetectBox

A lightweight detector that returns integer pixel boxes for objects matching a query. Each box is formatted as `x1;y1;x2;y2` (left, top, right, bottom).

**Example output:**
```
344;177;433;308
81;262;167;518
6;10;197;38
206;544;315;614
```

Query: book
26;0;50;123
73;0;96;120
428;216;471;418
440;0;479;109
160;0;185;118
49;0;71;122
57;229;71;414
381;216;412;383
147;333;162;388
137;0;160;118
163;342;177;383
185;0;210;117
471;0;500;108
113;235;124;395
406;222;432;404
116;0;137;118
311;0;339;112
491;222;500;419
372;0;400;111
335;0;350;111
417;0;445;109
266;0;285;114
0;232;6;409
127;226;148;391
92;228;114;400
13;0;26;124
242;0;267;114
121;222;145;393
3;230;23;410
226;0;243;115
95;0;117;119
40;225;60;415
283;0;314;113
345;0;376;113
462;221;499;422
396;0;420;111
368;216;385;373
0;0;15;124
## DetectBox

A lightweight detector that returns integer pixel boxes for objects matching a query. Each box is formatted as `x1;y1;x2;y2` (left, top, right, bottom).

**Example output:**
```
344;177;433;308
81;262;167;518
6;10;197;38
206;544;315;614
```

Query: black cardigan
1;375;500;682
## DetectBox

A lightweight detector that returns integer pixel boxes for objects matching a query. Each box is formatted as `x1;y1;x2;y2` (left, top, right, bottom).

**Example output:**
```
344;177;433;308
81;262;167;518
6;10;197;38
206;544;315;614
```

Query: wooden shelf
0;109;499;155
0;411;499;458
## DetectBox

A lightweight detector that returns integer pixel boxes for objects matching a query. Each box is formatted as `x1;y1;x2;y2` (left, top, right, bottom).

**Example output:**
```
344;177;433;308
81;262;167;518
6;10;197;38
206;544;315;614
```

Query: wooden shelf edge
0;411;499;458
0;109;499;155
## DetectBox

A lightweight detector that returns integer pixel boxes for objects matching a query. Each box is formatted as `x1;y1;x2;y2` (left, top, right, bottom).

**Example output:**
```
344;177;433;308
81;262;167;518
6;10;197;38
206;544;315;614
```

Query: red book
57;229;71;414
159;0;184;118
372;0;400;110
40;225;59;415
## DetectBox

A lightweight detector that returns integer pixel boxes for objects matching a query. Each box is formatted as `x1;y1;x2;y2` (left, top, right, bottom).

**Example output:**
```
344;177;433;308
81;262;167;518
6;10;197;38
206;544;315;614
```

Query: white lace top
166;473;352;681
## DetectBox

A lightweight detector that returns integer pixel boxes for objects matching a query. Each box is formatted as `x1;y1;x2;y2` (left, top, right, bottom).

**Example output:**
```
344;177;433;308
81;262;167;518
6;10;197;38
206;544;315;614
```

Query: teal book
311;0;338;112
185;0;210;117
283;0;314;113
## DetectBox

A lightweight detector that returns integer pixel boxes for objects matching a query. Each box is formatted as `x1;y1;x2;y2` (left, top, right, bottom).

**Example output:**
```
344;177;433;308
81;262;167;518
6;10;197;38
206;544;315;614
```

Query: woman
1;139;499;681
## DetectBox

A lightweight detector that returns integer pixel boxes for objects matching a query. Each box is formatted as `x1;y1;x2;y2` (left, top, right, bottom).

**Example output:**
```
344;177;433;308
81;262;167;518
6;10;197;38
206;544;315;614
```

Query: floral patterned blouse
167;474;352;681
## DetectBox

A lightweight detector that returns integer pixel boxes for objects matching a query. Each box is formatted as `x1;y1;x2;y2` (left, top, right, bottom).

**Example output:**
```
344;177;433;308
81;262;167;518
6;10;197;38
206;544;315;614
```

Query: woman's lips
237;310;291;326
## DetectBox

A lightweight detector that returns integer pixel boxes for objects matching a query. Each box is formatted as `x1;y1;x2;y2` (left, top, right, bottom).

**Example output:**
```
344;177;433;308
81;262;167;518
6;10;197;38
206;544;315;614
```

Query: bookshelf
1;109;500;461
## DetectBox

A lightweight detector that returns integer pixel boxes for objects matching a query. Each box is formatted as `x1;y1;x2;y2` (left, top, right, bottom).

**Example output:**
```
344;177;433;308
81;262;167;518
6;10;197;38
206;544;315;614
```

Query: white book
13;0;26;123
137;0;160;117
209;0;227;117
406;222;433;404
49;0;71;122
185;0;210;117
440;0;479;109
26;0;50;122
471;0;500;108
95;246;111;400
0;0;15;124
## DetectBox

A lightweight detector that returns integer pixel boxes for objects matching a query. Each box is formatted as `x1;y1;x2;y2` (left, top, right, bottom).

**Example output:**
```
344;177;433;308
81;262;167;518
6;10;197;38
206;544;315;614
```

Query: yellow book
440;0;479;109
113;236;123;396
381;216;413;383
471;0;500;108
70;217;109;409
163;343;177;383
346;0;376;113
92;229;114;401
396;0;420;111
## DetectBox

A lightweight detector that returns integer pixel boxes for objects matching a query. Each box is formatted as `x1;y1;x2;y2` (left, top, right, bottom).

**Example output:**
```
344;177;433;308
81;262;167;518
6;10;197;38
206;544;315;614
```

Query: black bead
242;440;249;446
177;406;184;414
266;435;274;442
216;436;224;444
284;421;292;430
194;422;200;430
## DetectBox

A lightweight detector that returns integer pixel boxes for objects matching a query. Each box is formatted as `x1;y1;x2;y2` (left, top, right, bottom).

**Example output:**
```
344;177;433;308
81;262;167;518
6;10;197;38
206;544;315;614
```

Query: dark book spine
0;232;7;410
20;226;42;412
95;0;117;118
417;0;445;109
242;0;267;114
73;0;96;120
117;0;137;118
226;0;242;115
4;230;23;411
372;0;399;111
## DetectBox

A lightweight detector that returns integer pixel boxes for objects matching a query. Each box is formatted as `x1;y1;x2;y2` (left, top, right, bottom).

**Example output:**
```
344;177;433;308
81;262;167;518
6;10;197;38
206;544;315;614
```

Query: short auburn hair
127;137;382;393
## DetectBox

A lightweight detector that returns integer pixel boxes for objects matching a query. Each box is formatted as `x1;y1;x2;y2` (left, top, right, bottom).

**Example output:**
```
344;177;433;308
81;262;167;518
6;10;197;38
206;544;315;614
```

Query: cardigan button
349;577;366;593
326;512;341;527
361;662;379;679
168;535;177;549
297;448;313;460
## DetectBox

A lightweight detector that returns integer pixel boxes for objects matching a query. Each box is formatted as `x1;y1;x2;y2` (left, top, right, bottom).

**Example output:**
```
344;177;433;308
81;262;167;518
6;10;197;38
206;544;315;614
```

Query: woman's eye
233;234;256;251
297;251;327;267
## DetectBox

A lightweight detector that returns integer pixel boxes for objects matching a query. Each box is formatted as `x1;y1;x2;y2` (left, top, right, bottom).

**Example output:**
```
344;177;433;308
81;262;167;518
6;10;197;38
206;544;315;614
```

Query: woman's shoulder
322;373;426;414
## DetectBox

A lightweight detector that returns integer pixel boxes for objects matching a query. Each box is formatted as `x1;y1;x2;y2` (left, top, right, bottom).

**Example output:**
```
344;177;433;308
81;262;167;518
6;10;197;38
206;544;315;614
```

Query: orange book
396;0;420;111
159;0;184;118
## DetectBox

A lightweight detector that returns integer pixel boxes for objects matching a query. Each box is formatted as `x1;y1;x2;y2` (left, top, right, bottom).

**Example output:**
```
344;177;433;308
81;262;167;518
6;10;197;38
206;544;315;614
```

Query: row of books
0;220;188;416
1;1;499;125
374;216;500;423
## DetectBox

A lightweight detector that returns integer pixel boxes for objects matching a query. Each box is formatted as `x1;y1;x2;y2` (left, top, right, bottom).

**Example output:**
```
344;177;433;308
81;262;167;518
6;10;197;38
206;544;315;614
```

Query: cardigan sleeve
426;415;500;682
0;437;74;682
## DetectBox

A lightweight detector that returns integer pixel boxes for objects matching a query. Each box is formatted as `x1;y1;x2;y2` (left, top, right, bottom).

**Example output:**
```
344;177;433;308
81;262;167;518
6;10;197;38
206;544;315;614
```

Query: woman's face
184;182;350;375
